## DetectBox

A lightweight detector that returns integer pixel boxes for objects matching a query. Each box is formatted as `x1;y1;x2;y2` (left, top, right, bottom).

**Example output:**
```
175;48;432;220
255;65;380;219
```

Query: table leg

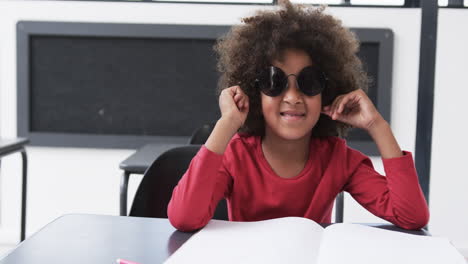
20;149;28;241
120;172;130;216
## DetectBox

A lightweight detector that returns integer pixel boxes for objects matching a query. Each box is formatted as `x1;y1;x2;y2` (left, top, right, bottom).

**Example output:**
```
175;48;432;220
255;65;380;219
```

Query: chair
129;145;228;220
188;123;215;144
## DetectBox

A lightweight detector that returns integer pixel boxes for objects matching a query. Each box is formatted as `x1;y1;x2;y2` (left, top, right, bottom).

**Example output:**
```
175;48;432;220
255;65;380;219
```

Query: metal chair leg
20;149;28;241
120;172;130;216
335;192;344;223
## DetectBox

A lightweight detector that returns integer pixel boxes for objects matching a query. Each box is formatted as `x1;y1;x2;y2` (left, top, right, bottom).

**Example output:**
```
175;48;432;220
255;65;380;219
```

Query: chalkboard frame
17;21;393;154
17;21;231;149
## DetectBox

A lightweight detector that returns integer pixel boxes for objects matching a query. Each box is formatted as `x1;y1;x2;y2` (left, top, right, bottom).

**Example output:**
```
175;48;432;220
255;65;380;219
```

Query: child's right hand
204;86;249;154
218;85;249;131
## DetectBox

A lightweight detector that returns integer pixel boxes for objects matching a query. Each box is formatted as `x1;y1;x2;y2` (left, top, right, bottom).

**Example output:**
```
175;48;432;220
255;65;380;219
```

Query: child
168;1;429;232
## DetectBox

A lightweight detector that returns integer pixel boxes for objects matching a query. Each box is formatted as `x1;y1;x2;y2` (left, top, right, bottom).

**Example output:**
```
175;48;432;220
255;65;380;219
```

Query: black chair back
188;123;215;144
129;145;228;220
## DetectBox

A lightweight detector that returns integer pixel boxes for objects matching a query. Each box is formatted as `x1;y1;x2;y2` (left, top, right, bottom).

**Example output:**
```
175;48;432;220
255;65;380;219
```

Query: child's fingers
227;85;249;112
330;96;340;113
220;86;244;112
238;96;249;111
240;97;249;111
235;94;243;108
345;98;360;112
337;94;355;114
331;96;344;119
341;95;363;117
234;93;242;103
238;98;244;109
329;101;337;117
227;85;239;96
346;96;362;113
234;86;246;97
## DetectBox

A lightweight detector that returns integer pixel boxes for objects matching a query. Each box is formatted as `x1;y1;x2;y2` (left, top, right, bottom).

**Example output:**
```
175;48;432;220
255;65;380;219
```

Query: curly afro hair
214;0;369;138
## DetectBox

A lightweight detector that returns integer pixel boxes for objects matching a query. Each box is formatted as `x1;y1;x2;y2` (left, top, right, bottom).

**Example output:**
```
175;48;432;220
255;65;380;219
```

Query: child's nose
283;76;302;104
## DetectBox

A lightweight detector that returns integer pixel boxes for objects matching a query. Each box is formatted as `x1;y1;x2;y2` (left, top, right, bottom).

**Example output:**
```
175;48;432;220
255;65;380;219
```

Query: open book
165;217;465;264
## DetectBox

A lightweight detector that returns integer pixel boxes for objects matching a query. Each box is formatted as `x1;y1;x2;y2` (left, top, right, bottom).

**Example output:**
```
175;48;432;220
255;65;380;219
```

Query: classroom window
151;0;273;3
290;0;344;4
294;0;468;5
350;0;404;5
292;0;405;5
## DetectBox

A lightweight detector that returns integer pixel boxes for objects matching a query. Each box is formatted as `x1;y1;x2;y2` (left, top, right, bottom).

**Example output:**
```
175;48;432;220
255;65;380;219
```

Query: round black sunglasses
255;65;328;97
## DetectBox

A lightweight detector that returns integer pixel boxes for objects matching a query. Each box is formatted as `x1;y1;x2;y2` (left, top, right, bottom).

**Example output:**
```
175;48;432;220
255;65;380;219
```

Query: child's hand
219;85;250;130
321;89;384;132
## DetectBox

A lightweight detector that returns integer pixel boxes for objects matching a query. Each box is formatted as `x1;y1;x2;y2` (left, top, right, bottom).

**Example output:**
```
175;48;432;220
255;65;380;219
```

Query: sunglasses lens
258;66;326;97
259;67;286;97
297;66;326;96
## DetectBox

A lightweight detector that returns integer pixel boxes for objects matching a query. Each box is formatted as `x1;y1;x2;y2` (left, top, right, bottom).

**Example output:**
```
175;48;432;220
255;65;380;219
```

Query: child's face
261;48;322;141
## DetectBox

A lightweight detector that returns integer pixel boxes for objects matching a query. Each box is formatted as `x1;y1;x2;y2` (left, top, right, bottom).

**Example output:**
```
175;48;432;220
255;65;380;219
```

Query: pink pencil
116;258;141;264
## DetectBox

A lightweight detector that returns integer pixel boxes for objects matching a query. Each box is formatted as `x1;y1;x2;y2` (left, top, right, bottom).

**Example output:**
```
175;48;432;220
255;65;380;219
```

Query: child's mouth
280;111;306;121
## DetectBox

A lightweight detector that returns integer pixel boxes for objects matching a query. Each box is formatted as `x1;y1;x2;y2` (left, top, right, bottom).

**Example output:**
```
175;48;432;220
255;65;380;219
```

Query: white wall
430;8;468;256
0;0;435;249
328;7;422;224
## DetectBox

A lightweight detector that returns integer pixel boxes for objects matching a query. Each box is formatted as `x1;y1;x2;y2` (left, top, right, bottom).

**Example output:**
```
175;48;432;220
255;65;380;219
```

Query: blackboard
30;36;220;137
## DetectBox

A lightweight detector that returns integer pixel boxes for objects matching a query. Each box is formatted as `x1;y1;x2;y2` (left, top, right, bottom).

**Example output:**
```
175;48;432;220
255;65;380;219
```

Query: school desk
0;214;429;264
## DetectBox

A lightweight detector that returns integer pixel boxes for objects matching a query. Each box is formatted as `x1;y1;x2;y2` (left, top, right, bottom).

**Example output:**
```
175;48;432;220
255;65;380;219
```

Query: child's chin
276;129;312;141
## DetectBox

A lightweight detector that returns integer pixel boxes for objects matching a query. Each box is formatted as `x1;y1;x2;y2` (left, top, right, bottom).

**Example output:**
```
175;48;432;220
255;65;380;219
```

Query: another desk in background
0;214;430;264
0;138;29;241
119;143;184;216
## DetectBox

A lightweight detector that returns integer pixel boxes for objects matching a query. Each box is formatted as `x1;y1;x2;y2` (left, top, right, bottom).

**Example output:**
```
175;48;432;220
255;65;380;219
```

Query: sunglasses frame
255;65;328;97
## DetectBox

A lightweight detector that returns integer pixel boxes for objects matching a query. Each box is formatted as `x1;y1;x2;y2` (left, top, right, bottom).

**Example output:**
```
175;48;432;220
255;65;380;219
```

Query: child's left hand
321;89;383;132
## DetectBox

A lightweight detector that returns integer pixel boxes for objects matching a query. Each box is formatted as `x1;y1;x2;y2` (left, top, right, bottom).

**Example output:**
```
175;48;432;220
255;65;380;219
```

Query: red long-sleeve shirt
168;134;429;231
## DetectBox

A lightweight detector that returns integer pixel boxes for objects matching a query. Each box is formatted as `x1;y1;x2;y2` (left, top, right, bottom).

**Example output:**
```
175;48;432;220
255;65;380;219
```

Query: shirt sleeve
343;149;429;230
167;145;232;232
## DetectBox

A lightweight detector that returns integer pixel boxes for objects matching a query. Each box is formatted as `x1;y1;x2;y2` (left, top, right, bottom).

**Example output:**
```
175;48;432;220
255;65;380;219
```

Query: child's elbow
168;215;200;232
398;207;430;230
167;204;206;232
412;209;430;230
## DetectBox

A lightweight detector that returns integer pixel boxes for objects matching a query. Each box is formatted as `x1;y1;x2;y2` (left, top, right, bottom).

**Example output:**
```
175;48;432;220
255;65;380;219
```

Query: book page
316;223;466;264
165;217;325;264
